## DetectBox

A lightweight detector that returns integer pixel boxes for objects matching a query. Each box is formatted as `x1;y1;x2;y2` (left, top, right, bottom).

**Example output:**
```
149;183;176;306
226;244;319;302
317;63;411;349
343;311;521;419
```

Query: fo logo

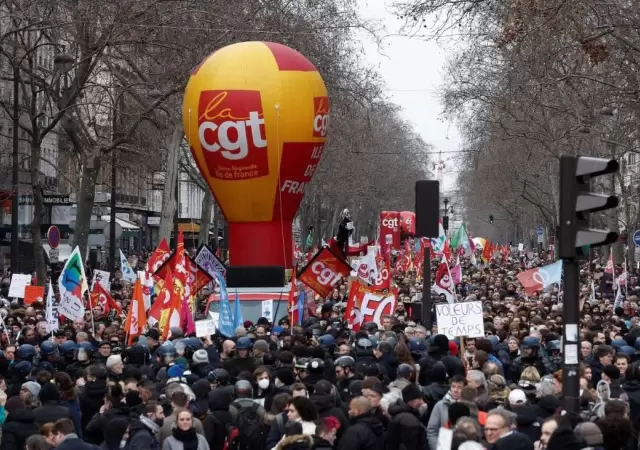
313;97;329;138
311;260;341;286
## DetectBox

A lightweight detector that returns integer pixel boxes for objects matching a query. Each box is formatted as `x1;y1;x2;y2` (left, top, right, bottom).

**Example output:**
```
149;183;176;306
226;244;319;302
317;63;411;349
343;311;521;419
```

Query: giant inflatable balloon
183;42;329;269
400;211;416;237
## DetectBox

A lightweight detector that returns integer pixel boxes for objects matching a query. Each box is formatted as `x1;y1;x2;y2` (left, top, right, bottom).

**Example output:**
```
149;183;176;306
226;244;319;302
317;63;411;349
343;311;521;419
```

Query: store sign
19;194;73;205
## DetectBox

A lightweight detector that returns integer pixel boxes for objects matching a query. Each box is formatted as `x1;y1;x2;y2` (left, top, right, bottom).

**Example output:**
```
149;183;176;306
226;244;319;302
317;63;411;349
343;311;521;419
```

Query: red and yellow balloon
183;42;329;269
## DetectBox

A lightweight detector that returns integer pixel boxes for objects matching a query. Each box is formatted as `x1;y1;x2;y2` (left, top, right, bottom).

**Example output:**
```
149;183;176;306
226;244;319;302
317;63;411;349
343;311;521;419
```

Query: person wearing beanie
386;388;426;450
235;326;247;337
427;374;466;450
1;396;39;450
275;368;295;390
20;381;41;399
401;384;429;426
33;382;70;426
423;362;450;406
309;380;349;440
601;365;625;399
447;402;471;428
191;349;212;379
102;417;129;450
362;378;390;426
418;334;450;386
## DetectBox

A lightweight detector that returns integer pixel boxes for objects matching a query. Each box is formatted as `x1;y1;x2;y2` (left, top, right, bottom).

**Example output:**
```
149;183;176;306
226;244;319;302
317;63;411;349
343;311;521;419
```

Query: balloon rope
275;104;287;269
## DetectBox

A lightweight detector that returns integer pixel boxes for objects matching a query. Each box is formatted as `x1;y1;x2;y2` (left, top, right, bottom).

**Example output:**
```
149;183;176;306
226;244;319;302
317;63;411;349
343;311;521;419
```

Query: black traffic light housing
489;215;494;224
558;155;619;260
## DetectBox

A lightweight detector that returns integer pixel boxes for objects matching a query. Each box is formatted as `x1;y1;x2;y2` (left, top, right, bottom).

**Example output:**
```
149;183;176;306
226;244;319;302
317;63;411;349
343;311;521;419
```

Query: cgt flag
297;246;352;298
517;260;563;295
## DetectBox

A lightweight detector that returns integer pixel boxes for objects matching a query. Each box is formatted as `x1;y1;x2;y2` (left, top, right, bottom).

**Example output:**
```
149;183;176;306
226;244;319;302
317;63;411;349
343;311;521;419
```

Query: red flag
124;279;147;345
147;238;171;273
288;270;299;325
89;282;122;316
605;250;614;275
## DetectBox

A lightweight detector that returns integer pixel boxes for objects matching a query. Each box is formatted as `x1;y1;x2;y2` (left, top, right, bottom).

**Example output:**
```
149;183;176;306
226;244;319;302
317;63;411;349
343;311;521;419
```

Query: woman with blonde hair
486;375;510;409
518;366;540;401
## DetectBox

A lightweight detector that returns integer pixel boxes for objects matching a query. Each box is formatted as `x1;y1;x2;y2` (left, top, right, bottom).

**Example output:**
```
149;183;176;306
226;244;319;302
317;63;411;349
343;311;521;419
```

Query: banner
119;250;137;284
400;211;415;237
45;281;58;333
297;246;352;298
345;281;396;330
379;211;400;257
355;250;378;286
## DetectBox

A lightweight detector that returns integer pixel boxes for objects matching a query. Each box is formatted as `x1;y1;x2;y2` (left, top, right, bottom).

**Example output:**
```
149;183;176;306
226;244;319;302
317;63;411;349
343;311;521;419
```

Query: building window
629;153;637;166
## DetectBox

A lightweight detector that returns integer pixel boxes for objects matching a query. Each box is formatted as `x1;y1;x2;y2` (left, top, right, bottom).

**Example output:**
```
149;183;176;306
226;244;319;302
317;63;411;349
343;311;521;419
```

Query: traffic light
489;215;494;224
558;155;619;259
442;216;449;232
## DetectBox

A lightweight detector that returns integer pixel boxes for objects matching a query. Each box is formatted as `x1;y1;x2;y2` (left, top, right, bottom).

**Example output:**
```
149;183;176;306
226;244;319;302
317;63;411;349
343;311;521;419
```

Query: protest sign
435;301;484;339
9;274;31;298
195;319;216;338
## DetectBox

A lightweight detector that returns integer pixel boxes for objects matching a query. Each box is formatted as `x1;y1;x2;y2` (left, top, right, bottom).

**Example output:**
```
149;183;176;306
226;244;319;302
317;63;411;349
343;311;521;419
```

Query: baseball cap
397;363;415;375
508;388;527;406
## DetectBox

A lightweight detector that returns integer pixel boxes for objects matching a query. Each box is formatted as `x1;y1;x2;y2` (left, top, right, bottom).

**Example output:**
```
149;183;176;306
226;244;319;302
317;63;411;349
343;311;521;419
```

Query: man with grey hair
484;408;532;448
466;370;489;411
414;326;428;339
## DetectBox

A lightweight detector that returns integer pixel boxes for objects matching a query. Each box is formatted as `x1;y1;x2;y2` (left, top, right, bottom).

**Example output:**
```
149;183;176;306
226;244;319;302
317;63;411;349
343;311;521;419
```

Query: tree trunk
73;149;102;262
30;140;46;286
159;124;183;243
198;189;213;247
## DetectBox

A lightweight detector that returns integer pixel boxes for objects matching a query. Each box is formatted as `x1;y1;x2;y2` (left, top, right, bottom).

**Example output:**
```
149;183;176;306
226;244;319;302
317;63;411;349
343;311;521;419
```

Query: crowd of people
0;245;636;450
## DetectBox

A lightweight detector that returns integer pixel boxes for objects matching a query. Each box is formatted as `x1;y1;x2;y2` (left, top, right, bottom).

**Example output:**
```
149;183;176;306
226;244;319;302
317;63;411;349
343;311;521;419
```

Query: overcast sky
355;0;461;193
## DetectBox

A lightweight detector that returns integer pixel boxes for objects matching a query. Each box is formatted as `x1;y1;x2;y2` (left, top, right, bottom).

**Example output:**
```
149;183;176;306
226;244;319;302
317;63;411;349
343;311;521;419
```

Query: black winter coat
336;413;385;450
204;389;234;450
33;401;71;425
79;379;109;444
386;402;425;450
1;407;40;450
514;405;542;443
310;393;349;441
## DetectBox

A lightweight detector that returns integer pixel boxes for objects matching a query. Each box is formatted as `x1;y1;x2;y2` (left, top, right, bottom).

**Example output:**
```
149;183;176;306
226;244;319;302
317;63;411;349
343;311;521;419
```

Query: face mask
258;379;270;390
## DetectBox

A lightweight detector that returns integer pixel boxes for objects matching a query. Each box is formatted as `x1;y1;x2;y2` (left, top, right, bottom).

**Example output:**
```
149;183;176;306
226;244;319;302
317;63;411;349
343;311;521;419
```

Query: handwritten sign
435;301;484;339
58;294;85;322
9;274;31;298
195;319;216;338
92;270;111;291
261;300;273;320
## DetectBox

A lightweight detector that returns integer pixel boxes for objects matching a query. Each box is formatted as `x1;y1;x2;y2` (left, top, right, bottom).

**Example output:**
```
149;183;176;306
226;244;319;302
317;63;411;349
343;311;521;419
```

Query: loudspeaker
415;180;440;238
226;266;285;288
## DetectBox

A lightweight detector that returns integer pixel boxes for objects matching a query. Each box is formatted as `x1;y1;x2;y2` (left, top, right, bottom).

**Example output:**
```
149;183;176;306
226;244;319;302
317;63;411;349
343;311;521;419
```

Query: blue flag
296;291;305;326
233;289;244;329
216;274;234;337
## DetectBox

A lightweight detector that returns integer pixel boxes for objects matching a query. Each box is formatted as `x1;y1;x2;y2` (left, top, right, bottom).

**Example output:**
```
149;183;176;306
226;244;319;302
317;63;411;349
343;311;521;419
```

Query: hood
84;379;109;399
309;393;337;413
388;401;418;417
515;405;541;426
6;407;36;424
352;413;385;437
209;388;232;412
192;379;211;400
276;434;314;450
136;415;160;434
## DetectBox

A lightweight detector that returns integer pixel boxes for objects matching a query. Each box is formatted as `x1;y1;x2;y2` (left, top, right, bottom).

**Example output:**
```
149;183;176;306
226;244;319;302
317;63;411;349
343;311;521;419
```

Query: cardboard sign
261;299;273;320
24;285;45;305
435;301;484;339
195;319;216;338
58;294;85;322
9;274;31;298
92;270;111;291
297;246;352;298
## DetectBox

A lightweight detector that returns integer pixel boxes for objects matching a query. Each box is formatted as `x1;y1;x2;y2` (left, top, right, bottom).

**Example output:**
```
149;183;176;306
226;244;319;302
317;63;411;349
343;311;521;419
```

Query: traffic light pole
561;257;580;414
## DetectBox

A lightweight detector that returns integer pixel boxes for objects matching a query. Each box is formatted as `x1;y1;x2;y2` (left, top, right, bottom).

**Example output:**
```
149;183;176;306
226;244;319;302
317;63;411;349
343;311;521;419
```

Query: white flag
46;280;58;332
356;250;378;285
119;250;137;284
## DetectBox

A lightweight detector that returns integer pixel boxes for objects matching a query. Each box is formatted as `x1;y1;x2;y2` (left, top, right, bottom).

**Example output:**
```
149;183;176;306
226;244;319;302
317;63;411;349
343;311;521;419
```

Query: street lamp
443;198;450;234
10;47;73;274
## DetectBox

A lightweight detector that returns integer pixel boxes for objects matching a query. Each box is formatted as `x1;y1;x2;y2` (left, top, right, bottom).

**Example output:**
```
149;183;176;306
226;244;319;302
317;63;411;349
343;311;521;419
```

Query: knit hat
448;402;471;426
39;382;60;403
402;384;422;403
432;334;449;353
276;369;295;387
192;349;209;365
448;341;458;356
314;380;333;395
432;362;448;383
103;418;129;449
5;396;25;413
574;422;603;447
21;381;41;397
603;364;621;380
167;363;185;379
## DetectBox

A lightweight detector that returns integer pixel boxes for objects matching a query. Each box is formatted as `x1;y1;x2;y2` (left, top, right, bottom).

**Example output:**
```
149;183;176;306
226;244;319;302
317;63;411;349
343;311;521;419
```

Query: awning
116;217;139;230
179;223;200;233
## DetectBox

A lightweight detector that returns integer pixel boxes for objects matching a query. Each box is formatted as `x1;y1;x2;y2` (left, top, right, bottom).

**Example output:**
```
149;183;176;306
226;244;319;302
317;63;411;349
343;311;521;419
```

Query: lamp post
10;45;72;274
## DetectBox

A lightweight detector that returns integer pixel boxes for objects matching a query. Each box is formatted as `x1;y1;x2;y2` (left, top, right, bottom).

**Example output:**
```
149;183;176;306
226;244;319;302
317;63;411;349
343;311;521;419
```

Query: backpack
228;402;264;450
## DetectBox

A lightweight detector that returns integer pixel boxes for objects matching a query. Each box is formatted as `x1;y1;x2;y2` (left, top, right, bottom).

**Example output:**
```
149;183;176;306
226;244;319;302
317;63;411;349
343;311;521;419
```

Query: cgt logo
312;97;330;138
382;217;399;230
198;90;267;160
311;260;341;286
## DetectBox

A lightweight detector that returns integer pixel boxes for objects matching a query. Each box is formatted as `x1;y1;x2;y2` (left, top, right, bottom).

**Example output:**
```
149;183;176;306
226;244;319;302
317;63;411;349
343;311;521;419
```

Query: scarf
172;427;199;450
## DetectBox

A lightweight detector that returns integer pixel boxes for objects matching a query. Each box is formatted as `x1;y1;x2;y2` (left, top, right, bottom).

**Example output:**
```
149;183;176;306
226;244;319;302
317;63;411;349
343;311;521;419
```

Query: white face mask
258;379;270;390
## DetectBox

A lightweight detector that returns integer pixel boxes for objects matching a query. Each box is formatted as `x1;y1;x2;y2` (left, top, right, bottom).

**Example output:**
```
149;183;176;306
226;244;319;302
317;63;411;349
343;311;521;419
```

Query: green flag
451;225;466;249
